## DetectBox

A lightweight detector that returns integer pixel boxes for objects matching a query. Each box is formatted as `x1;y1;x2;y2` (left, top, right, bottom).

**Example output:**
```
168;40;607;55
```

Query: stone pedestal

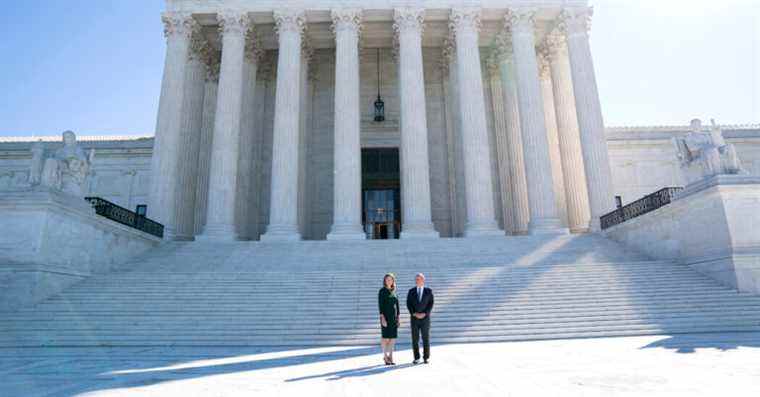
327;9;366;241
393;8;439;239
0;189;160;310
604;175;760;295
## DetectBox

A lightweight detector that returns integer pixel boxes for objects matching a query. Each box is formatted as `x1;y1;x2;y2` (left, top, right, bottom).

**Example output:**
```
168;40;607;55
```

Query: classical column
327;9;365;240
235;30;262;240
393;8;439;239
561;8;616;231
545;32;591;233
149;12;196;239
538;51;569;227
486;57;517;235
197;12;251;241
261;10;306;241
173;30;208;240
506;9;566;234
496;37;530;235
194;55;220;236
449;8;502;237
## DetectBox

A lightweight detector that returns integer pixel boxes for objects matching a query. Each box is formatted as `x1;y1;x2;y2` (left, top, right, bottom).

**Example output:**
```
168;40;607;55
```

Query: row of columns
149;6;615;242
479;7;615;235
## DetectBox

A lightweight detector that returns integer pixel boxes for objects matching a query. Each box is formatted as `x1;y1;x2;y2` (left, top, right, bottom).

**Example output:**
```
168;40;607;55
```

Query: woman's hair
383;273;396;292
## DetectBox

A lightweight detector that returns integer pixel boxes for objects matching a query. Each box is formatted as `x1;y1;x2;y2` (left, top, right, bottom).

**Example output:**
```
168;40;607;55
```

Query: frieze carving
393;8;425;35
217;11;251;37
274;9;307;36
449;7;482;35
161;12;196;39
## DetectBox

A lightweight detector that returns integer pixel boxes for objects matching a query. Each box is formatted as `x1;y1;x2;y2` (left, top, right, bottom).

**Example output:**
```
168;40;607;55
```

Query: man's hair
415;273;425;280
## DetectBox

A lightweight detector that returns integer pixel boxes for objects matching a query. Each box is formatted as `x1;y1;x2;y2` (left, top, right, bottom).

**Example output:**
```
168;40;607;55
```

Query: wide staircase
3;234;760;346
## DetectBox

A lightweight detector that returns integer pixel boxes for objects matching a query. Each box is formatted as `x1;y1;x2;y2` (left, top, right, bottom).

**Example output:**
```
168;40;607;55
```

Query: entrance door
363;189;400;239
362;148;401;239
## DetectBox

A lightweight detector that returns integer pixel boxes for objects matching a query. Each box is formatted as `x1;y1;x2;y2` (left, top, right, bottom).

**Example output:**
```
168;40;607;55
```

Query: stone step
6;309;760;332
5;321;760;345
23;291;757;314
10;298;760;320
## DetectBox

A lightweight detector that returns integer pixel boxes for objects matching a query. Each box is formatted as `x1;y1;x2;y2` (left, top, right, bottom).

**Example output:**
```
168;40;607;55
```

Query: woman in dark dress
378;273;400;365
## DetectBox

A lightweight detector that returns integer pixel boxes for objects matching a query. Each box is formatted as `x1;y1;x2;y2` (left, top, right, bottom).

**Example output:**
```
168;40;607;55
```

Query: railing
600;187;684;230
84;197;164;238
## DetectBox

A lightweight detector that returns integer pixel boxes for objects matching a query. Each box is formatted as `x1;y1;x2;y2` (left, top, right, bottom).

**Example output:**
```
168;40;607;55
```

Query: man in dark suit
407;273;434;364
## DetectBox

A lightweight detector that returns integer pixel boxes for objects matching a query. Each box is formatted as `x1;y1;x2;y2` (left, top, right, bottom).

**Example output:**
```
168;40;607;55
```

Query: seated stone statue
672;119;744;185
40;131;95;196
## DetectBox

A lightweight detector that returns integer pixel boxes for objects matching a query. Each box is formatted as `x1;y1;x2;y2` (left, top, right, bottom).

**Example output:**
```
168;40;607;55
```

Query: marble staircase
3;234;760;346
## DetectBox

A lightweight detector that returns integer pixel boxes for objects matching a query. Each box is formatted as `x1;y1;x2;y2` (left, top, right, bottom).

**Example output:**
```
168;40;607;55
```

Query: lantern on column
373;48;385;122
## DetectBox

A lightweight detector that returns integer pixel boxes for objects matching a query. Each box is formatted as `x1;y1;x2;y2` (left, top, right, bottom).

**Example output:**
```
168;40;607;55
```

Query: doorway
362;148;400;239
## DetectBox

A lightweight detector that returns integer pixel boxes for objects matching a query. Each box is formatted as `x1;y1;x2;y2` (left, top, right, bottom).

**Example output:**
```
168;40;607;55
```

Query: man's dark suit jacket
406;287;434;319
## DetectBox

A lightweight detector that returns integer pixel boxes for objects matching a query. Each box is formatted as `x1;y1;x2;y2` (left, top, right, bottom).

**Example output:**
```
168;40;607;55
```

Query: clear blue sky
0;0;757;137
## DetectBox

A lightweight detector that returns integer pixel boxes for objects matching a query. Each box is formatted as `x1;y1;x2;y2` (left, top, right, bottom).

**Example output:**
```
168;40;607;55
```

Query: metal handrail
84;197;164;238
600;187;683;230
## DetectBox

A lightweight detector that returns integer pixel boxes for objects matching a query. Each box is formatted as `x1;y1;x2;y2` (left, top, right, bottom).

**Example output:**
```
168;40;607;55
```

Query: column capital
559;7;593;37
274;9;307;36
217;11;252;37
201;46;221;82
504;8;537;35
537;46;552;80
493;32;514;62
188;28;208;61
245;29;264;64
542;30;567;61
439;37;456;75
161;12;198;39
331;8;363;35
449;7;482;35
393;7;425;35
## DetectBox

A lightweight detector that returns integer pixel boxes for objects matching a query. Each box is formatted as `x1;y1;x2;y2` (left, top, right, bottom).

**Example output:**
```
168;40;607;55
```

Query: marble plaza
2;333;760;397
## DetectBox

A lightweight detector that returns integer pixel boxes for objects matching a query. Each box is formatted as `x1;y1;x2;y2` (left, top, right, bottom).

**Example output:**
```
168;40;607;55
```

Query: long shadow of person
286;363;415;382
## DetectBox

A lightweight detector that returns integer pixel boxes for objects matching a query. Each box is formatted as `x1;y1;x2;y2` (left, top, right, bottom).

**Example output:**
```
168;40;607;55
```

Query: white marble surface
604;175;760;294
3;333;760;397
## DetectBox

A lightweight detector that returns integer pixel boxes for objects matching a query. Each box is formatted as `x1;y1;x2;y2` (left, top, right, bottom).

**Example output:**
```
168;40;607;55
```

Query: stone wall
0;188;161;310
604;175;760;294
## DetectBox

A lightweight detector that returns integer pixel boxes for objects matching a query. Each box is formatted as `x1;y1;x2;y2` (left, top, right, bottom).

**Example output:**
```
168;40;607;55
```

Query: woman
378;273;401;365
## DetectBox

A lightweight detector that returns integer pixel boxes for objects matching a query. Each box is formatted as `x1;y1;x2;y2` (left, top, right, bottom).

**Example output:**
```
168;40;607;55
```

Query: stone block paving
2;333;760;396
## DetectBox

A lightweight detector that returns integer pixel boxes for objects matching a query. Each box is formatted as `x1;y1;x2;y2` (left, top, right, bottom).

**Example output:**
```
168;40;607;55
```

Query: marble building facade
2;1;759;241
153;1;616;241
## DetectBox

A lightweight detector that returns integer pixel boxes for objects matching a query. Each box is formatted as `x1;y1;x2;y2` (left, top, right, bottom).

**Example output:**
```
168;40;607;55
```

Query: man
406;273;434;364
